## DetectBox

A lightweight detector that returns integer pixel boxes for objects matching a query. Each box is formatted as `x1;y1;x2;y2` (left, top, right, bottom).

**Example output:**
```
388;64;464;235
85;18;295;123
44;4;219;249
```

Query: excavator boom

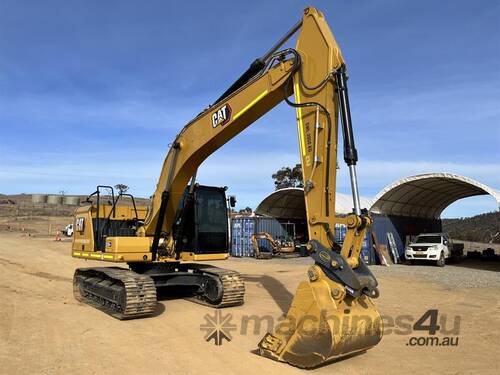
71;6;383;369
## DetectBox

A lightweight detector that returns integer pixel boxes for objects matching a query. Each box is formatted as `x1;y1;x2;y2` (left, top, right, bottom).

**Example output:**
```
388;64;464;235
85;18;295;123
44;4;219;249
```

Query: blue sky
0;0;499;218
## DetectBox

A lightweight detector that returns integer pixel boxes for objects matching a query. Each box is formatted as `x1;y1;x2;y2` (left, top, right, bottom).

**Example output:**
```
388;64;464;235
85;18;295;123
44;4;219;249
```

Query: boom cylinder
214;20;303;105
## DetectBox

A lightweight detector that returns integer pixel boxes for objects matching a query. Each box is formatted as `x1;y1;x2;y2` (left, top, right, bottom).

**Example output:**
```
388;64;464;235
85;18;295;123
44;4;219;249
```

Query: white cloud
2;144;498;217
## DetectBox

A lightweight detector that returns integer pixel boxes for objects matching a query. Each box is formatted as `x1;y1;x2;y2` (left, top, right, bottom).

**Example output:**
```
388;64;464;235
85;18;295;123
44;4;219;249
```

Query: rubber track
73;267;157;320
184;264;245;308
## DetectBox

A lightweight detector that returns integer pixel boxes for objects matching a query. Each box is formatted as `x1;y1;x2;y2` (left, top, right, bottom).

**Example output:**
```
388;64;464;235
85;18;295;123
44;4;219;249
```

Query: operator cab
75;184;232;256
173;184;231;255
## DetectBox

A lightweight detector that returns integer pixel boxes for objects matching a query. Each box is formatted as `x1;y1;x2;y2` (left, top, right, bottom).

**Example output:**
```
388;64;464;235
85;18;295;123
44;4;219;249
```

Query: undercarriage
73;263;245;319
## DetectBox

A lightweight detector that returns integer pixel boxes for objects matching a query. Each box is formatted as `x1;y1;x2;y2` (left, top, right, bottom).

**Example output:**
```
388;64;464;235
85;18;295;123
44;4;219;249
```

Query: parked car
63;224;73;237
405;233;462;267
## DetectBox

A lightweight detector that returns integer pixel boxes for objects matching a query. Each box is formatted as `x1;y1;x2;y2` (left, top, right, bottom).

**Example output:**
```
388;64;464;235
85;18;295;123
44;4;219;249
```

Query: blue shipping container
231;217;291;257
231;217;255;257
231;217;375;264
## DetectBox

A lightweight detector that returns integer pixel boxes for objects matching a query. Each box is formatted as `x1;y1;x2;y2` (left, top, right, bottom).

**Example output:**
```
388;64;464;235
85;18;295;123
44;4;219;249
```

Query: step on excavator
71;6;383;369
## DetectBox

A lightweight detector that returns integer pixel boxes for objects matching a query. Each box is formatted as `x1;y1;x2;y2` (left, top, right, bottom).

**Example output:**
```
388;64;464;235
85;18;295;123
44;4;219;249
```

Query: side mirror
229;196;236;208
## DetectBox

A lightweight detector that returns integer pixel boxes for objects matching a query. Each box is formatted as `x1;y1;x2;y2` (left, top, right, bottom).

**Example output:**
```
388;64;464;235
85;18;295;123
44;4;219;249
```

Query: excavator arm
143;8;360;259
135;7;383;368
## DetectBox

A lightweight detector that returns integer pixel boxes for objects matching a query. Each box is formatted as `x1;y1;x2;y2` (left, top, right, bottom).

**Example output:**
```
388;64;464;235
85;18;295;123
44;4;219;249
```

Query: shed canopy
255;187;372;219
255;173;499;221
370;173;500;218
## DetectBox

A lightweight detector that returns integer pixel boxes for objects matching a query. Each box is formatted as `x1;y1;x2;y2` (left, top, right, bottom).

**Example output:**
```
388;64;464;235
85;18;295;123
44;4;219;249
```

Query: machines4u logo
211;103;231;128
200;310;236;346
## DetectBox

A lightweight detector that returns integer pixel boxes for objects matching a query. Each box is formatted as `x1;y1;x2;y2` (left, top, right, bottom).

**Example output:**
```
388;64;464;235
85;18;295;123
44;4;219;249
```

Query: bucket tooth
258;265;383;369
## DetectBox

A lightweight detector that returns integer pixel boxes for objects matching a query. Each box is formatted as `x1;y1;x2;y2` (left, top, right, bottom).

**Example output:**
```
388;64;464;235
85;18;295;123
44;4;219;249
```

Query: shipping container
231;217;255;257
231;216;375;264
231;216;293;257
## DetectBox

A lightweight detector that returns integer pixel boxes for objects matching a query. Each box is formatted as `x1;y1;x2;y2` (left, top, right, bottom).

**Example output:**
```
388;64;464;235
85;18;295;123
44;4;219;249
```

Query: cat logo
211;104;232;128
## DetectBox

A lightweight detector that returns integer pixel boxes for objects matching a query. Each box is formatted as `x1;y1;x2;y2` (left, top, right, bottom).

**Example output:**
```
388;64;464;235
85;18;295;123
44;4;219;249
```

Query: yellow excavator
71;7;382;369
251;232;297;259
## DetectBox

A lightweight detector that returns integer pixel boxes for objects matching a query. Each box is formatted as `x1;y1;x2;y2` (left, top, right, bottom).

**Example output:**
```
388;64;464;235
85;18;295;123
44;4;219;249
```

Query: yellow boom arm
143;8;361;261
139;6;382;367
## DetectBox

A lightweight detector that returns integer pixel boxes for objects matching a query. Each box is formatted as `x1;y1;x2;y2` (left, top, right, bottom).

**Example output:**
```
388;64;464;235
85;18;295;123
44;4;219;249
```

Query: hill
442;211;500;244
0;194;151;218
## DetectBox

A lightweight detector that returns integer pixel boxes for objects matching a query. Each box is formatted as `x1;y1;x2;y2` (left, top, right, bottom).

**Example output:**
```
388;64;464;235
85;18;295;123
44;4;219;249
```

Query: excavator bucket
258;265;383;369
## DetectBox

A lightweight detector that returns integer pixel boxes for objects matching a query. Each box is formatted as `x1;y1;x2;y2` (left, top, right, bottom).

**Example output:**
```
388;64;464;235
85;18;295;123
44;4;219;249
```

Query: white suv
63;224;74;237
405;233;452;267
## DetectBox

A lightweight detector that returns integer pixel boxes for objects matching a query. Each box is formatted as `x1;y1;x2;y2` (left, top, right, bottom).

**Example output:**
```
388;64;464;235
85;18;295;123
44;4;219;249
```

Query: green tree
271;164;303;190
442;211;500;244
115;184;129;194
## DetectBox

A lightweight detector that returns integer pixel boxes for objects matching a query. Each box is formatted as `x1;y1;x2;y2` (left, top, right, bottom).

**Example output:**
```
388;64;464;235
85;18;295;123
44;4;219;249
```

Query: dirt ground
0;215;72;236
1;232;499;375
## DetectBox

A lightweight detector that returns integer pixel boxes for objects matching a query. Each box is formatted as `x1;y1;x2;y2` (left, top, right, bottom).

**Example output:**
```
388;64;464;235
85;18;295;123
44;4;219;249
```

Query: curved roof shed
255;187;372;219
370;173;500;219
255;173;499;221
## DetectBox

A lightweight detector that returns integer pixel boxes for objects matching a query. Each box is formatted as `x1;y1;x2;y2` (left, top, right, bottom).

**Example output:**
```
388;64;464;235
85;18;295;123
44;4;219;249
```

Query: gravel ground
370;261;500;289
233;256;500;289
